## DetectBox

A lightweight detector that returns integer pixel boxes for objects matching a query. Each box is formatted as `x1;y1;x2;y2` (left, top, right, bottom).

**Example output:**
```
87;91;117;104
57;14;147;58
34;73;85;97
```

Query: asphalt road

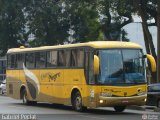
0;95;160;120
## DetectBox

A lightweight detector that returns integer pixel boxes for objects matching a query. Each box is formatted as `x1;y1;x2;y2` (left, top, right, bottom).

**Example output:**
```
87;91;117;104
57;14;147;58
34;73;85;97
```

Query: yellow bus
6;41;156;112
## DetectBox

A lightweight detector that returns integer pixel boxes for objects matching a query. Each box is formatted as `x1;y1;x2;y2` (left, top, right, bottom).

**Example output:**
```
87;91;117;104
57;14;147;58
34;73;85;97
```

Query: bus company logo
103;88;121;93
41;72;61;81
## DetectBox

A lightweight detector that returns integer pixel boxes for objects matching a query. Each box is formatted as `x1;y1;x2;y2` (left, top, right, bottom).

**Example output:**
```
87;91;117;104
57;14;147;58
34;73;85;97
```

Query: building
0;56;6;83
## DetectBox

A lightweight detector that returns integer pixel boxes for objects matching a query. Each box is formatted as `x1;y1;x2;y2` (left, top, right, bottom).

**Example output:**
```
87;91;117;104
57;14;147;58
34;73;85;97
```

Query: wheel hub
75;96;82;110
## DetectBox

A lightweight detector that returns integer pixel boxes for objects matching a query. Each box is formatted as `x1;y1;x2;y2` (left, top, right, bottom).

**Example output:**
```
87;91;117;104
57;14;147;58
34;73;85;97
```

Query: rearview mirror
146;54;156;72
94;55;100;75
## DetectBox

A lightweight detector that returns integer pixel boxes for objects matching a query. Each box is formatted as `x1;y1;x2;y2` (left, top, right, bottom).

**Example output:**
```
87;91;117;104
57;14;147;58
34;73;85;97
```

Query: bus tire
21;89;37;105
114;106;126;112
73;91;86;112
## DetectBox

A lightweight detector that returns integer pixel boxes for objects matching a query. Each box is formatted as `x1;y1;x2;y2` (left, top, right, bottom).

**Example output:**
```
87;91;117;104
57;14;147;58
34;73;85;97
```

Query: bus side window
71;49;84;67
85;50;95;84
8;54;17;69
46;51;57;67
17;54;25;69
26;53;35;69
84;51;89;82
58;50;66;67
65;50;71;67
71;50;77;67
77;49;84;67
35;52;46;68
88;51;95;84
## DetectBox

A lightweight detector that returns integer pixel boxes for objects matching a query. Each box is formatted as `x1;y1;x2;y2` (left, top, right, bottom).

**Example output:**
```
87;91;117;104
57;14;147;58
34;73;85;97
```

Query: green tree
98;0;134;40
64;0;101;43
0;0;139;54
0;0;26;55
25;0;70;46
65;0;133;42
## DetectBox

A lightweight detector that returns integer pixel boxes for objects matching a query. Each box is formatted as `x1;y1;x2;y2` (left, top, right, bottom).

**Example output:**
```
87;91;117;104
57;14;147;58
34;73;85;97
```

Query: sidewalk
127;105;160;112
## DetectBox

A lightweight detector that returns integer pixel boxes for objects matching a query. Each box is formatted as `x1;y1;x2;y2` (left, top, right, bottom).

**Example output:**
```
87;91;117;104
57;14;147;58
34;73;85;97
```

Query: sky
123;16;157;54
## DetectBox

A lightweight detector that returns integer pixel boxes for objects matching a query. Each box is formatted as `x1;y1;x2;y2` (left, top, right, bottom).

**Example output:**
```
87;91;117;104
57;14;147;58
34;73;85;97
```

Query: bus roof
7;41;142;54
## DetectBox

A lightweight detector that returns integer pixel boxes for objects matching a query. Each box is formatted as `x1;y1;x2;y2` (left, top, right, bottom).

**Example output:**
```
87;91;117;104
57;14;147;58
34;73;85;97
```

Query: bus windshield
98;49;146;85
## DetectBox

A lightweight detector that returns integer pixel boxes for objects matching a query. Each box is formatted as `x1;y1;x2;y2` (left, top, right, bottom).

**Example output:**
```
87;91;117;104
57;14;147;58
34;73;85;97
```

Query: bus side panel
6;70;20;99
52;69;64;104
38;69;64;103
63;69;87;105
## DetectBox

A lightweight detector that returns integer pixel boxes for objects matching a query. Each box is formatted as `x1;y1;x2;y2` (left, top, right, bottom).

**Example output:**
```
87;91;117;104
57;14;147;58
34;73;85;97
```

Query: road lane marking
77;114;107;120
7;105;28;110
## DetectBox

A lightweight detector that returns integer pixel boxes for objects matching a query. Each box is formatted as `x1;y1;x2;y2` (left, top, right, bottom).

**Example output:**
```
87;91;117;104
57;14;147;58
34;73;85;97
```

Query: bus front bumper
97;95;147;107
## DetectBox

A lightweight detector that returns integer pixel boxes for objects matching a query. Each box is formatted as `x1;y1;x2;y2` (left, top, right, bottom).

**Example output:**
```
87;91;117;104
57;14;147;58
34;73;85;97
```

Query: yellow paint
146;54;156;72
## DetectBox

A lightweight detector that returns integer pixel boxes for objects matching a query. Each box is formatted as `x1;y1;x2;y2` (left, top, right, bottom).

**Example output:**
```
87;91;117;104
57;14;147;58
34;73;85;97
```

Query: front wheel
114;106;126;112
73;91;87;112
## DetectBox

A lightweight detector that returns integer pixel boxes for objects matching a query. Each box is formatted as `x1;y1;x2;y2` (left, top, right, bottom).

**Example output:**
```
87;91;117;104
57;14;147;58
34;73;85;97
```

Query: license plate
122;100;129;103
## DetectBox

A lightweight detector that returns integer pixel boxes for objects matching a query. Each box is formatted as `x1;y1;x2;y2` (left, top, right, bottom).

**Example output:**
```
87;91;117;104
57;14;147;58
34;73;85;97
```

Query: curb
154;108;160;112
144;106;160;112
128;105;160;112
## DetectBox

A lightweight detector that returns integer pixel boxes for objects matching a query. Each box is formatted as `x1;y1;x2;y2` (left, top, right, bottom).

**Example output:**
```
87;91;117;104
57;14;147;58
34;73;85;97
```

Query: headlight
144;98;147;102
100;92;112;97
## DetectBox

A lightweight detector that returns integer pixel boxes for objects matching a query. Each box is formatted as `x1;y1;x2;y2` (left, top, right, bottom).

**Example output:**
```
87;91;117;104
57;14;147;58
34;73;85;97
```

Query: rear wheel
22;89;37;105
22;89;29;104
114;106;126;112
73;91;87;112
